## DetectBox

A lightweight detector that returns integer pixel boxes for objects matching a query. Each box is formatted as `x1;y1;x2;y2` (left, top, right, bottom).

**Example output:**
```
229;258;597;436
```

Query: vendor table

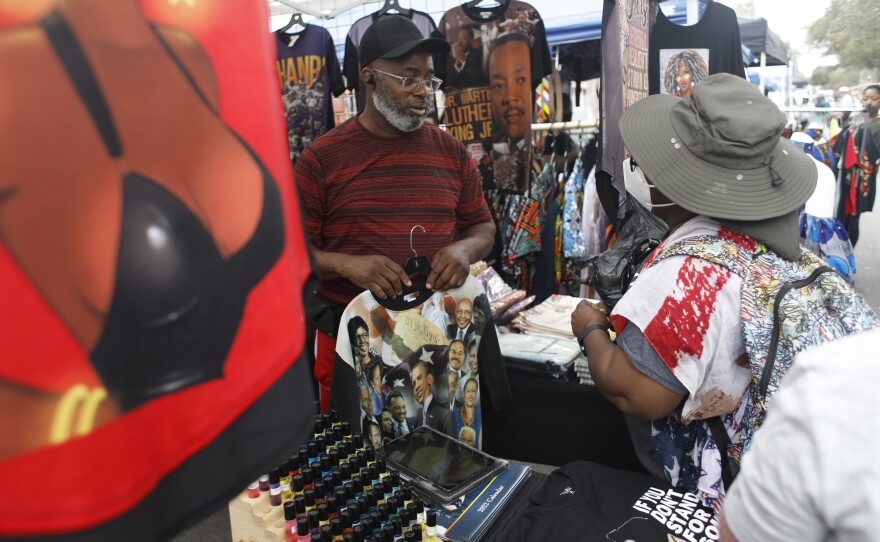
483;363;644;472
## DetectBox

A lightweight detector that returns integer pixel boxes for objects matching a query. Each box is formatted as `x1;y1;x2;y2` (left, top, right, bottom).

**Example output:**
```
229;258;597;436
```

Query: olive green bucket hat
619;73;816;222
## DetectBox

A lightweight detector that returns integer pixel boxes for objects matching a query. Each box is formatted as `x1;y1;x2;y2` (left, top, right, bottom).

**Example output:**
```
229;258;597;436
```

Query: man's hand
570;299;610;337
426;244;470;292
341;255;411;299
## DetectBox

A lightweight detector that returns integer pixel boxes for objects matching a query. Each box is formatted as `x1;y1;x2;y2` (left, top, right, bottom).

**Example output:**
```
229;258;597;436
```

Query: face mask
622;157;676;211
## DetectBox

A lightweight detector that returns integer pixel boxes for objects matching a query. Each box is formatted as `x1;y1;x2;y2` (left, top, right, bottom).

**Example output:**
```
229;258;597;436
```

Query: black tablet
379;426;509;505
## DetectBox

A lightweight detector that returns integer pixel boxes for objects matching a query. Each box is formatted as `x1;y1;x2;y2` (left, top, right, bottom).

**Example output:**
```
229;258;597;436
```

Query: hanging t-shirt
648;2;745;96
343;9;438;114
329;276;510;451
598;0;655;222
436;0;551;194
274;24;345;164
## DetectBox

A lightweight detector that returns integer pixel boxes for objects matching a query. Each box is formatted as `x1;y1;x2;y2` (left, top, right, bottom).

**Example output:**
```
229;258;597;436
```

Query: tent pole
759;52;766;95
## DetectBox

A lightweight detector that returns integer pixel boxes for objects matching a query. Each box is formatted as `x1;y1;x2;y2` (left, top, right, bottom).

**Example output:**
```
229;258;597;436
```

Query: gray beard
372;76;427;133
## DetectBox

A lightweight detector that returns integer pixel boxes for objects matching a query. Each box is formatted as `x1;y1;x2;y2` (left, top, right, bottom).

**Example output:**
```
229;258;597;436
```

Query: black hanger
278;12;307;34
404;225;431;277
375;0;412;18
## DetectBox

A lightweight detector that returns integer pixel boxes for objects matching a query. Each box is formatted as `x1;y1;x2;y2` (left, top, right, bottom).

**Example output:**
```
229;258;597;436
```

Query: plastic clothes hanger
375;0;413;18
400;225;432;302
279;12;307;34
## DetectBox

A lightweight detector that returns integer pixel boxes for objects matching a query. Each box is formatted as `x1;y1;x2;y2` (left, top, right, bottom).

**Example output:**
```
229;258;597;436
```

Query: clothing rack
531;120;599;135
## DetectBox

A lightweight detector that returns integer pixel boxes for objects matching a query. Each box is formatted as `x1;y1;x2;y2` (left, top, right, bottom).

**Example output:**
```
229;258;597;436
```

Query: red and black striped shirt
294;116;492;306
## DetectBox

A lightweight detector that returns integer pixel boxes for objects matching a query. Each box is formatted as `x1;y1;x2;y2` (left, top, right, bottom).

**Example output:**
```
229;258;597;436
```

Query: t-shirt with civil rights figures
274;24;345;165
435;1;551;194
329;276;510;452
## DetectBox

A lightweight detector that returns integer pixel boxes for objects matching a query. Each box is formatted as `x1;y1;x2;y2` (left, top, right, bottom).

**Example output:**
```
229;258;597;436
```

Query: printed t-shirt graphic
648;2;745;96
436;0;551;194
0;1;315;539
343;9;438;114
330;276;496;450
274;24;345;164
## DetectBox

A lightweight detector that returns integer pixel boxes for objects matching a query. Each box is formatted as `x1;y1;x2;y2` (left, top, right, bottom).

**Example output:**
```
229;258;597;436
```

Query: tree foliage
810;64;863;89
808;0;880;71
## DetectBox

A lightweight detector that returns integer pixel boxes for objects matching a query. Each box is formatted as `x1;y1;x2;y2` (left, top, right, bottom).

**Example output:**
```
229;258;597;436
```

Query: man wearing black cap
294;15;495;412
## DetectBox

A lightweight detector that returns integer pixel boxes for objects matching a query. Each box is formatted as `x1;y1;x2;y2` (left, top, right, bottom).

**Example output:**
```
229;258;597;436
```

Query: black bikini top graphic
41;11;285;410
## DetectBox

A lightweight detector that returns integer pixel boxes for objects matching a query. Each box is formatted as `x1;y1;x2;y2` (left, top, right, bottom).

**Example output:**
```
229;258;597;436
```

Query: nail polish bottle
382;524;395;542
327;495;339;521
340;463;352;483
247;481;260;499
270;468;283;507
259;474;271;492
314;481;327;506
341;421;352;438
310;533;322;542
316;435;328;455
304;488;316;513
343;482;355;505
425;510;436;541
411;524;423;542
317;503;330;528
293;474;305;498
386;497;399;520
281;460;293;501
308;509;320;535
320;524;333;542
376;458;387;476
339;509;353;534
336;488;349;510
351;524;365;542
294;495;307;519
378;504;389;526
392;517;403;541
296;516;311;542
284;501;298;542
308;442;319;465
374;529;387;542
364;445;376;467
403;531;415;542
331;518;344;541
290;454;301;478
330;408;342;428
314;415;326;439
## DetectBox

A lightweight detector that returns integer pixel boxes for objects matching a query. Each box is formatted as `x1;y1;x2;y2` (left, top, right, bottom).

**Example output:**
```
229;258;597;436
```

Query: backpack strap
707;416;737;489
646;234;755;279
758;265;837;404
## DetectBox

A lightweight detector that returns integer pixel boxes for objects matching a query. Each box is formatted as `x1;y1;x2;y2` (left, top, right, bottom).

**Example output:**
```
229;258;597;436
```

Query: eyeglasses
371;69;443;94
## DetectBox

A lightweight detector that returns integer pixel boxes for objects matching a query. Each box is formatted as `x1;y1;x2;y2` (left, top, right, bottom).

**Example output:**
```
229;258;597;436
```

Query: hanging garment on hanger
435;0;551;195
274;24;345;165
343;7;437;114
329;276;511;451
648;1;745;95
562;159;588;260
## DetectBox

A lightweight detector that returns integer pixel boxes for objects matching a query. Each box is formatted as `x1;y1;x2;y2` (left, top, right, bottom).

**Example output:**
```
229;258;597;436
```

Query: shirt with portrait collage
274;24;345;165
434;0;551;194
329;276;508;452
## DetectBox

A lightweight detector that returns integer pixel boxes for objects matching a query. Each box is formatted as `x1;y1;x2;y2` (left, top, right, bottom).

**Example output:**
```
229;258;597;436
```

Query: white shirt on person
723;329;880;542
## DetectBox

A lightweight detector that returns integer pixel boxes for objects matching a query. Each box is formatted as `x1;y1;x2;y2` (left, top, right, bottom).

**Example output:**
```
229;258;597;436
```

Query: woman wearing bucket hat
570;73;821;505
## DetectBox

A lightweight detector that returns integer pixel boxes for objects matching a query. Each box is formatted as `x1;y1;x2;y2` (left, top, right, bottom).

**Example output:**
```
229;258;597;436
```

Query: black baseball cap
358;15;450;68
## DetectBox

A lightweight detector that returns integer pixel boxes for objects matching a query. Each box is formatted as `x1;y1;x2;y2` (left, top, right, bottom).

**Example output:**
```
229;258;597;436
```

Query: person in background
570;74;820;506
833;84;880;247
719;329;880;541
295;16;495;412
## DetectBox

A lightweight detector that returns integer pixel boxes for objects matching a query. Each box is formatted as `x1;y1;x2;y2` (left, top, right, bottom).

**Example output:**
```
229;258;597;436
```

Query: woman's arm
571;300;684;420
